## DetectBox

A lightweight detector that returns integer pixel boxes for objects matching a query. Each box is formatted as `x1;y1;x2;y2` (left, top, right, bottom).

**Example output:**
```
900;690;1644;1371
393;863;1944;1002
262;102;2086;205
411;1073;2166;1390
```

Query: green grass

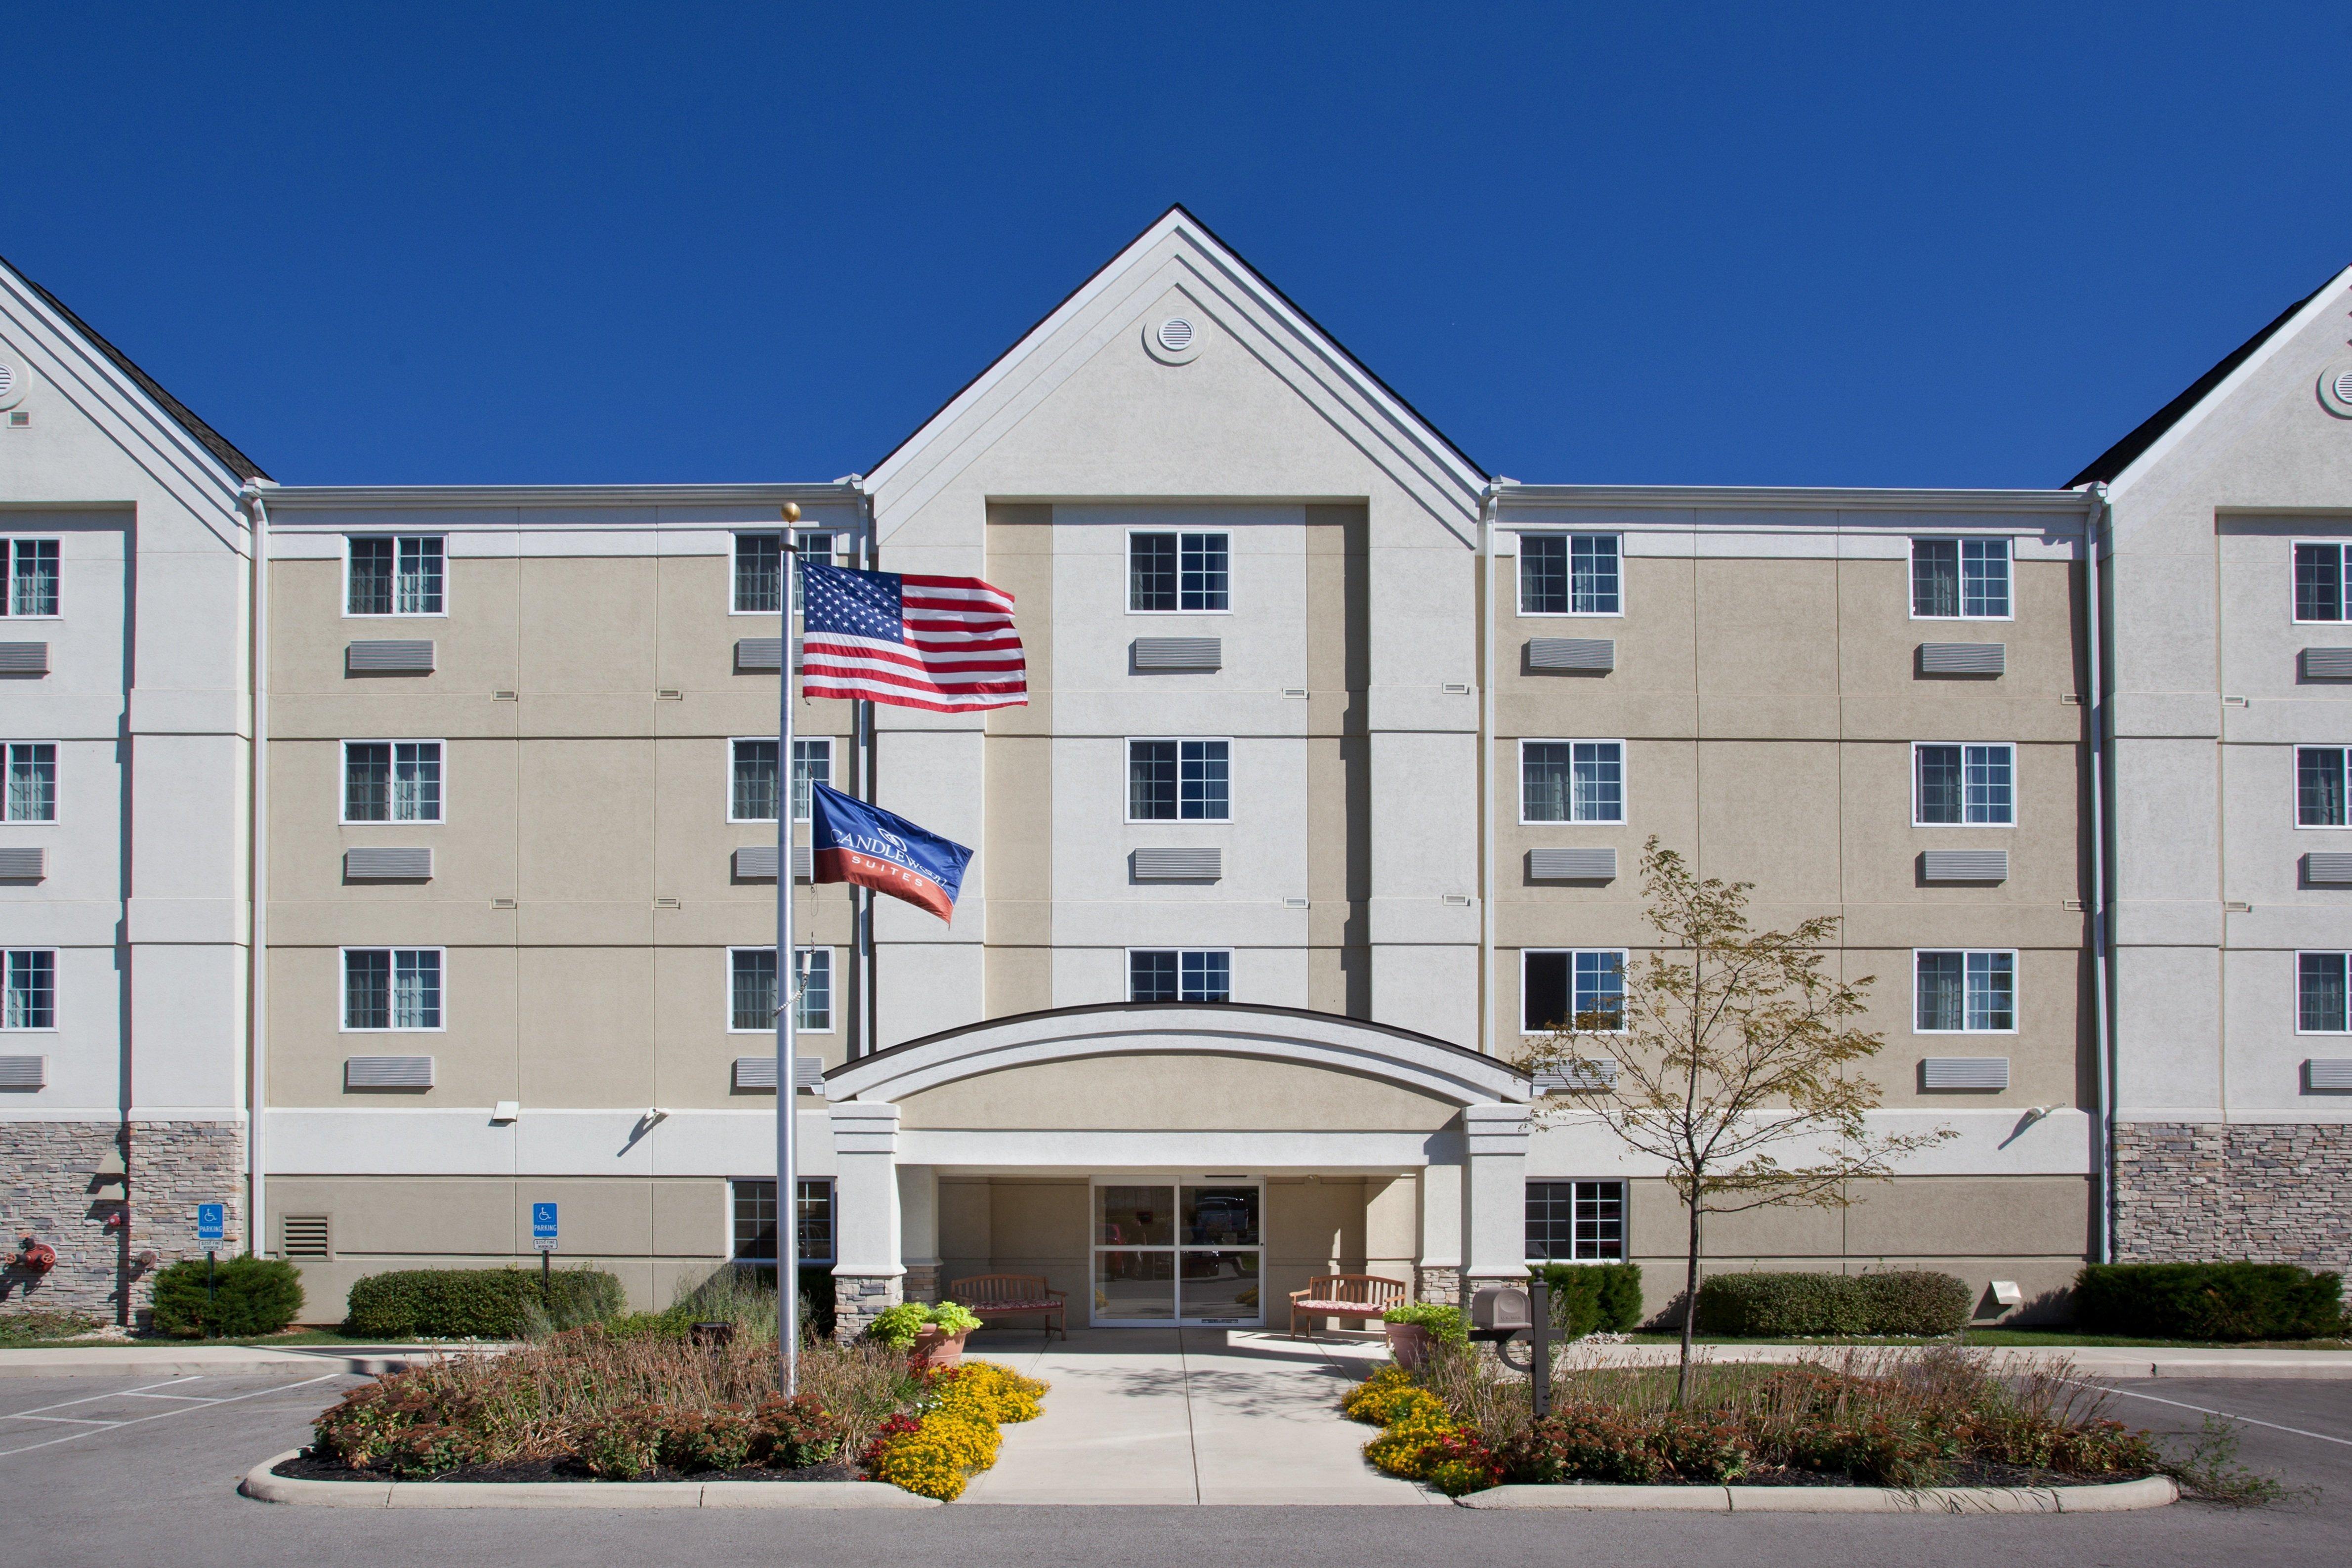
1620;1328;2352;1351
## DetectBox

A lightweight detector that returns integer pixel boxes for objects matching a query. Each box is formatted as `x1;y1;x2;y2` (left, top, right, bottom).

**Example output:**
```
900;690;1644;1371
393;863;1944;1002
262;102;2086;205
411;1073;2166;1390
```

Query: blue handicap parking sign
196;1204;225;1244
532;1203;558;1239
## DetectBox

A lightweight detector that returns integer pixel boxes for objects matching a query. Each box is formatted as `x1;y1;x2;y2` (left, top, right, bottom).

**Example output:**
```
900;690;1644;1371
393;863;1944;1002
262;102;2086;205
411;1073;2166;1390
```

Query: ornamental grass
1348;1341;2166;1496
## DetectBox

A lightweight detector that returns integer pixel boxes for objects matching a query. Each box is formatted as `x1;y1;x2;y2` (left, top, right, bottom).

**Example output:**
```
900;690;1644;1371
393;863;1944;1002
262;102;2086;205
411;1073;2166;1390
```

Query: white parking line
0;1374;337;1459
0;1375;204;1419
2093;1384;2352;1448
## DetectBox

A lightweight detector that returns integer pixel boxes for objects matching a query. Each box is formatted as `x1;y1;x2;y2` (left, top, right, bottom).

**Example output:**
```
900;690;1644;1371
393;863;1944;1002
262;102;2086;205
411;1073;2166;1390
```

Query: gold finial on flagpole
781;503;800;523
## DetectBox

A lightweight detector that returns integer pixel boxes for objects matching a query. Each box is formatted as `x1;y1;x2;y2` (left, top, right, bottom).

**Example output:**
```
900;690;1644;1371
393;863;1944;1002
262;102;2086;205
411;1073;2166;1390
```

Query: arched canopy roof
821;1002;1533;1108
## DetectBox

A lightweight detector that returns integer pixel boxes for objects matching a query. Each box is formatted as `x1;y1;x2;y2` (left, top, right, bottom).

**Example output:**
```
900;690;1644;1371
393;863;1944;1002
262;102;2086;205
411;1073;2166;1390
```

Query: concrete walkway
957;1327;1444;1506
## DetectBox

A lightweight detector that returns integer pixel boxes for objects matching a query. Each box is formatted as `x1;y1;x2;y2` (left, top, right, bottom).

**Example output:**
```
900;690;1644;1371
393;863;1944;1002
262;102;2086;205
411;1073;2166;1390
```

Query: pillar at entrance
829;1101;905;1338
1461;1103;1532;1292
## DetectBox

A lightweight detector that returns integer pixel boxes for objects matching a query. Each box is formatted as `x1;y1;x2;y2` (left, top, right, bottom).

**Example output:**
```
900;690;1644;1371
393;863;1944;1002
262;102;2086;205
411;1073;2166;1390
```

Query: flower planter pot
1385;1322;1433;1368
909;1326;973;1370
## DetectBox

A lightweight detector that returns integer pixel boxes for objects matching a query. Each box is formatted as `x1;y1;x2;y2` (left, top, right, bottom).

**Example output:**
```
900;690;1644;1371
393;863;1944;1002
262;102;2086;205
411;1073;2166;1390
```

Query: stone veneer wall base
832;1272;904;1341
0;1120;245;1327
2115;1122;2352;1271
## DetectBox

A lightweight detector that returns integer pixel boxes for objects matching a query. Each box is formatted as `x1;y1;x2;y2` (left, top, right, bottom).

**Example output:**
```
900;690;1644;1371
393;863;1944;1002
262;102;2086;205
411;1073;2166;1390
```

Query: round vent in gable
1143;314;1202;365
2321;366;2352;419
0;363;21;410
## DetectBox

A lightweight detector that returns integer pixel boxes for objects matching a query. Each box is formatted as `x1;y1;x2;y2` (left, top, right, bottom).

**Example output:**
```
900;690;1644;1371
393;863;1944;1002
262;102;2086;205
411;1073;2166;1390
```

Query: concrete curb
1557;1345;2352;1381
0;1346;506;1379
1456;1476;2179;1512
238;1450;939;1509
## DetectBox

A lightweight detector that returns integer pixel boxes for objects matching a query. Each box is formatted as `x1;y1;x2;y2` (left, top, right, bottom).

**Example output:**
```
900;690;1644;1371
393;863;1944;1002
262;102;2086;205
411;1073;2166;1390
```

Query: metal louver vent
1133;637;1221;670
1922;1057;2010;1091
344;847;432;880
1527;847;1616;881
1919;642;2006;676
282;1215;331;1257
1157;317;1195;351
2304;852;2352;887
0;364;14;399
734;1055;825;1092
346;640;435;674
1534;1058;1618;1093
2302;646;2352;680
345;1055;434;1090
1526;637;1614;673
732;845;812;881
1132;847;1221;881
1920;849;2008;883
0;1055;47;1089
0;643;49;674
2308;1059;2352;1092
736;638;800;673
2337;372;2352;406
0;847;45;880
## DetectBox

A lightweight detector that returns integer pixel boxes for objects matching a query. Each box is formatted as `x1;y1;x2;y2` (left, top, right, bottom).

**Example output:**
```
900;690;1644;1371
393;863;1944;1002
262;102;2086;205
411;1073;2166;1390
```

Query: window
1130;532;1229;612
1520;533;1621;616
347;536;444;616
2300;952;2351;1033
1915;950;2015;1033
2298;747;2349;828
734;533;782;614
731;739;779;822
731;1177;836;1264
1914;742;2014;826
792;531;846;611
4;744;55;822
1912;537;2010;619
1127;739;1230;820
1521;740;1625;823
2;950;54;1030
2295;542;2351;623
3;540;59;617
1129;949;1231;1003
729;947;832;1032
1527;1180;1625;1262
343;948;442;1031
1523;949;1626;1033
793;738;830;822
342;742;442;823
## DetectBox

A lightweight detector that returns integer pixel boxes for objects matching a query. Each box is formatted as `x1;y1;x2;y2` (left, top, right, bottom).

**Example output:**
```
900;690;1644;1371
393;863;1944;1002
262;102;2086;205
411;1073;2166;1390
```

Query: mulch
1547;1460;2154;1489
272;1450;860;1485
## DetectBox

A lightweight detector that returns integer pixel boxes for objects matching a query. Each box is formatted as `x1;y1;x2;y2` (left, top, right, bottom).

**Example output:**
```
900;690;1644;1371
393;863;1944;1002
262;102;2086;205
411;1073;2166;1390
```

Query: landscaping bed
1344;1333;2193;1500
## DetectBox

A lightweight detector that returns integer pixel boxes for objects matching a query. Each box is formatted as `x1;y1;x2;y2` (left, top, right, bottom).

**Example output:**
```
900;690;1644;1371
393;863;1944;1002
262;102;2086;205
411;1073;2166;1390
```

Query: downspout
2082;484;2114;1263
241;483;270;1257
1478;481;1501;1058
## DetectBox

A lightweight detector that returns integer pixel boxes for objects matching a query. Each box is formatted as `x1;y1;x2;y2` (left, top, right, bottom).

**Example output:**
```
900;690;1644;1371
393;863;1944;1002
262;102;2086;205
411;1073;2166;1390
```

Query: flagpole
776;504;800;1398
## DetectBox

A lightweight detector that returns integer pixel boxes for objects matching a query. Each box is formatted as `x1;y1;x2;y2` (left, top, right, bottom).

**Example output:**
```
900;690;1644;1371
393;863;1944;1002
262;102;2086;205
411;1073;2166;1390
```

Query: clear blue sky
6;3;2349;488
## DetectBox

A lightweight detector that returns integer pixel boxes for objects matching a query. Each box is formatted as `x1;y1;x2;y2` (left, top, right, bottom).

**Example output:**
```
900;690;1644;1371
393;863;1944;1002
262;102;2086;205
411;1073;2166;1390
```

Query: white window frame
1911;741;2016;828
1518;738;1628;825
342;534;448;619
3;741;59;824
1124;947;1236;1004
2294;745;2352;830
339;740;446;825
1;948;57;1032
1125;737;1234;823
727;1176;838;1266
2296;951;2352;1035
728;737;782;824
2291;539;2352;625
727;735;831;824
725;945;836;1034
791;737;831;824
1515;531;1624;619
338;946;446;1033
1525;1178;1629;1264
1910;948;2018;1036
1;539;62;620
1909;536;2014;622
1125;528;1233;616
1520;947;1631;1036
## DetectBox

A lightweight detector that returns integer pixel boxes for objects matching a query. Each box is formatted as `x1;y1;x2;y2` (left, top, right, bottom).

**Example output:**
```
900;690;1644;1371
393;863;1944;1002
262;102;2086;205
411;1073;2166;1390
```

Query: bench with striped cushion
1289;1273;1410;1338
949;1272;1068;1342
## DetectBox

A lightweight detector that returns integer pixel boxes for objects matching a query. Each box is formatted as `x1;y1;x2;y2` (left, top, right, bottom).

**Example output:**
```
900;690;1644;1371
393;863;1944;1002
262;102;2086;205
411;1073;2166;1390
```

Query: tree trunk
1678;1196;1701;1405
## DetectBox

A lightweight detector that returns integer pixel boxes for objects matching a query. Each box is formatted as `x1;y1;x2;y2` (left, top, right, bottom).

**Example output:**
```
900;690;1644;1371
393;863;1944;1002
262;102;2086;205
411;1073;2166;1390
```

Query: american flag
798;560;1028;713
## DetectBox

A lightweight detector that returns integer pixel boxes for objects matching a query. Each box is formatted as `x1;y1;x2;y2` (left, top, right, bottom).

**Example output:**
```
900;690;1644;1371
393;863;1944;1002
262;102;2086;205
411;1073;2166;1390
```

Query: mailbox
1470;1284;1532;1333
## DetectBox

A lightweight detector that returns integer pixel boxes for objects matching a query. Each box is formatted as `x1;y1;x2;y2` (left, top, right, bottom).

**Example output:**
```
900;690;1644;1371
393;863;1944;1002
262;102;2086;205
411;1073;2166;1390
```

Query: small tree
1521;840;1952;1399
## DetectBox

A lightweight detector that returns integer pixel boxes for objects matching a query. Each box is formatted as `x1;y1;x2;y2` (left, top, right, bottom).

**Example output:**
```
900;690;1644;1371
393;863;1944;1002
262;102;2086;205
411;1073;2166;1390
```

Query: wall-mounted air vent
1527;848;1616;882
0;643;48;675
345;1056;434;1090
2303;852;2352;887
1157;318;1195;351
732;845;812;881
282;1215;331;1257
1132;847;1220;881
1921;1057;2009;1091
1918;642;2005;676
1920;849;2008;884
0;848;45;880
2302;647;2352;681
0;1055;47;1090
1133;637;1221;671
1534;1058;1618;1093
345;847;432;881
1526;637;1614;674
347;640;435;674
0;363;21;408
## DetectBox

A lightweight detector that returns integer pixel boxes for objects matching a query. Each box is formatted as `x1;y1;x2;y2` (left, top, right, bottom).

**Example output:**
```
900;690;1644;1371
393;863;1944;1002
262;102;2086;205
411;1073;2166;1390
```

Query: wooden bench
949;1272;1068;1342
1288;1273;1410;1338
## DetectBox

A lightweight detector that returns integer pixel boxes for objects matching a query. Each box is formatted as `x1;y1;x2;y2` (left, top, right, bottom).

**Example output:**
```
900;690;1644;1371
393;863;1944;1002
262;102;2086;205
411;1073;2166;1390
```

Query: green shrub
866;1300;983;1350
344;1266;625;1339
1381;1301;1468;1344
0;1310;105;1345
1528;1262;1644;1335
2073;1263;2346;1342
150;1256;304;1337
1696;1270;1968;1338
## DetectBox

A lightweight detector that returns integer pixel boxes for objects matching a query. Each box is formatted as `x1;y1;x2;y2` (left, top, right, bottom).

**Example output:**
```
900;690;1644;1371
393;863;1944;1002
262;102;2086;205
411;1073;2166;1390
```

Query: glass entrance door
1092;1180;1262;1325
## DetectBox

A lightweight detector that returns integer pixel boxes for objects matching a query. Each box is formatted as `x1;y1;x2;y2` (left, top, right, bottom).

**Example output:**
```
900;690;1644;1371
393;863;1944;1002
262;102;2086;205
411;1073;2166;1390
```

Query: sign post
532;1202;558;1295
197;1204;225;1324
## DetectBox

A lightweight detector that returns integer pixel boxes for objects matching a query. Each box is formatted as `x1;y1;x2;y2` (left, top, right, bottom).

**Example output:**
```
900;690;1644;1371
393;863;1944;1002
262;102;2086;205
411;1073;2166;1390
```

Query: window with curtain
731;1178;835;1264
2298;747;2349;828
343;948;441;1030
5;744;55;821
1915;950;2014;1032
1912;537;2010;618
2300;952;2350;1033
1522;740;1624;823
730;947;830;1031
5;540;59;617
347;536;443;615
2;950;54;1030
1526;1180;1626;1261
2295;542;2349;623
1915;743;2013;825
1523;949;1627;1033
731;739;780;822
734;533;783;613
1519;533;1621;615
792;738;831;822
1127;739;1229;820
1129;949;1231;1003
343;742;441;822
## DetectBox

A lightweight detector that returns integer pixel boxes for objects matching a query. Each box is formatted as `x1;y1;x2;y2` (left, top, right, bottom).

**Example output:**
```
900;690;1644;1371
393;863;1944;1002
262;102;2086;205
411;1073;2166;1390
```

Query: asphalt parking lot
3;1370;2344;1567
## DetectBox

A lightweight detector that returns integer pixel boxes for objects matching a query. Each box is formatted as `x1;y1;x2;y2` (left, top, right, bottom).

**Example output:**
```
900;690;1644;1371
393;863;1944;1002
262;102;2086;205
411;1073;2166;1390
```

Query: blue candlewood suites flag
807;781;973;922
